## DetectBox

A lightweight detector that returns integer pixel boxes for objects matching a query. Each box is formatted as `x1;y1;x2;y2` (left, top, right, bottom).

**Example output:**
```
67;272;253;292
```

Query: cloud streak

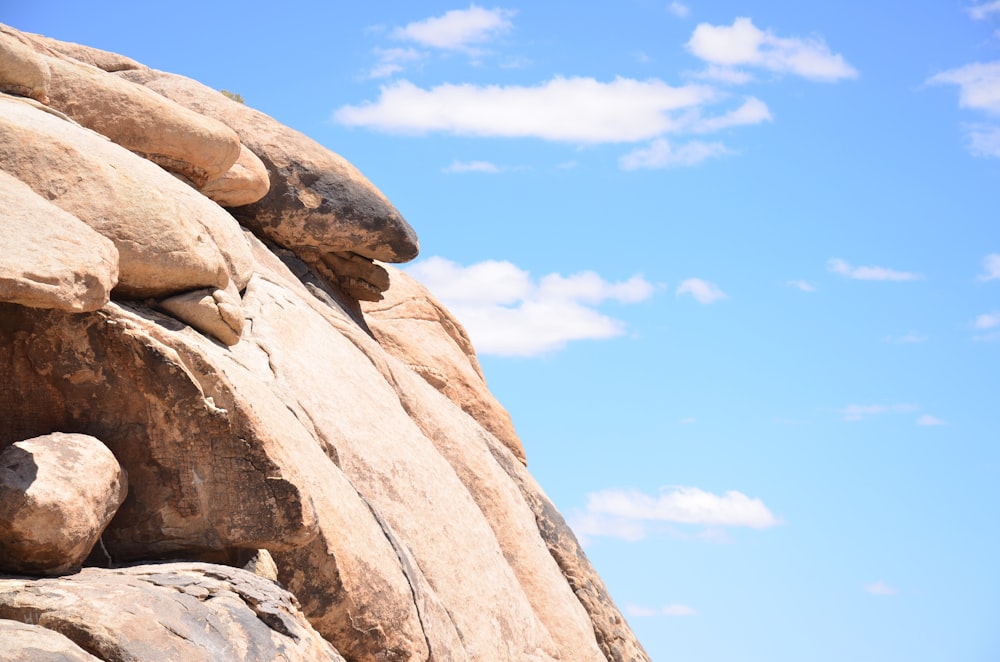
391;5;515;53
676;278;728;303
405;257;655;357
828;258;923;281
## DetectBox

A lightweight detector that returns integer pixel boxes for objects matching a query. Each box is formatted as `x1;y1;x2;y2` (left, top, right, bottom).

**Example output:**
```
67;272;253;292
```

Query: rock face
0;22;650;662
0;433;127;576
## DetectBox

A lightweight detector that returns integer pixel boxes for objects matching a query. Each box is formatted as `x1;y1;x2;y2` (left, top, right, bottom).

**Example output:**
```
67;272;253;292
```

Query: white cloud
676;278;728;303
619;138;730;169
626;603;696;617
571;486;781;544
668;2;690;18
864;580;897;596
691;96;773;132
839;403;918;422
917;414;945;426
827;258;923;282
883;332;927;344
690;64;755;85
974;311;1000;329
367;47;422;79
391;5;515;53
979;253;1000;280
405;256;656;357
686;17;858;82
335;77;722;143
443;160;502;173
969;1;1000;21
787;279;816;292
966;123;1000;157
928;61;1000;114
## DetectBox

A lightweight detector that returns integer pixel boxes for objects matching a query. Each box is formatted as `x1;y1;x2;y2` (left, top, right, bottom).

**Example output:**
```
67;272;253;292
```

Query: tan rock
200;142;270;207
0;563;345;661
158;283;245;346
121;67;420;263
25;31;141;72
363;266;526;464
0;24;49;103
0;433;127;576
0;620;102;662
0;93;253;297
32;45;240;187
0;170;118;312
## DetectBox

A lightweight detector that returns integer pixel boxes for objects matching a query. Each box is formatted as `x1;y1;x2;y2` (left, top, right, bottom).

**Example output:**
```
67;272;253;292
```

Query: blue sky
8;2;1000;660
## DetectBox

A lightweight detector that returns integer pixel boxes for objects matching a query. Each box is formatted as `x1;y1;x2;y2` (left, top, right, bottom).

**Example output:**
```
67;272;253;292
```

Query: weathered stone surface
200;141;271;207
30;39;240;187
0;24;50;103
0;170;118;312
0;93;252;297
0;433;126;576
363;266;526;464
26;32;141;72
120;67;420;263
0;563;344;661
158;284;245;346
301;249;391;302
0;619;102;662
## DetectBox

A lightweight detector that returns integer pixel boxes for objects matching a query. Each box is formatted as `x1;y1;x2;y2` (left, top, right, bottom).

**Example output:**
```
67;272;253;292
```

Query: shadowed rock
0;620;102;661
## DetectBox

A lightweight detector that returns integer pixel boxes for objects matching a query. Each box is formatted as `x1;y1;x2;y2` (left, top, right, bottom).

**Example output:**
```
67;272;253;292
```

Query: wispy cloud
883;332;927;344
570;486;782;544
686;17;858;82
974;311;1000;329
864;580;898;596
667;2;691;18
367;47;422;79
680;417;697;425
690;64;755;85
928;60;1000;157
391;5;516;53
917;414;946;426
405;256;656;357
828;258;923;281
839;403;918;422
787;279;816;292
969;1;1000;20
676;278;728;303
626;603;696;617
620;139;730;169
978;253;1000;281
443;160;503;174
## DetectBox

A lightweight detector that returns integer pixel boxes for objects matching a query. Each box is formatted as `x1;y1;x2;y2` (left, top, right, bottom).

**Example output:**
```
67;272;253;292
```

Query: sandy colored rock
158;284;245;346
0;433;127;576
0;563;344;661
0;93;252;297
32;43;239;187
121;67;420;263
0;24;49;103
0;170;118;312
364;266;526;464
200;141;271;207
0;620;102;662
26;31;141;72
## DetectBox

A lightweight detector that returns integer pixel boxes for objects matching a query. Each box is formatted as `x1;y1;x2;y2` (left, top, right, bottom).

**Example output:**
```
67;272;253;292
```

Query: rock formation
0;23;651;662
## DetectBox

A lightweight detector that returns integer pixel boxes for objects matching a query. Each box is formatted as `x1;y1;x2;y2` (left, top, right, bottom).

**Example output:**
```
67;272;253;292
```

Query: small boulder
0;432;127;576
199;142;271;207
158;283;245;346
0;170;118;312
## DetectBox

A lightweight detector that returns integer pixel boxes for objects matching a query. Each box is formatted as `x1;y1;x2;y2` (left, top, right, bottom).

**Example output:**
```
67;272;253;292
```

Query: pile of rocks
0;23;649;662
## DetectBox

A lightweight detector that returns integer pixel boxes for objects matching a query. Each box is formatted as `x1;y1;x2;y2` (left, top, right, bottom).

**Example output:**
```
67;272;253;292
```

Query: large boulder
0;24;50;103
0;170;118;312
0;563;344;661
0;620;102;662
363;266;527;464
120;67;420;265
200;142;271;207
0;433;127;576
0;93;252;299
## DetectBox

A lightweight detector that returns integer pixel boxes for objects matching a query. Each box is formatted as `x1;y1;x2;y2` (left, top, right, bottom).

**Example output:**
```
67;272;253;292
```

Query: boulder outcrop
0;22;650;662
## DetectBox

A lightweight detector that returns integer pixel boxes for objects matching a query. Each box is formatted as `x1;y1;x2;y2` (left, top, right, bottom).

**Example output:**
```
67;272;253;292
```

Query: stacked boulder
0;23;650;662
